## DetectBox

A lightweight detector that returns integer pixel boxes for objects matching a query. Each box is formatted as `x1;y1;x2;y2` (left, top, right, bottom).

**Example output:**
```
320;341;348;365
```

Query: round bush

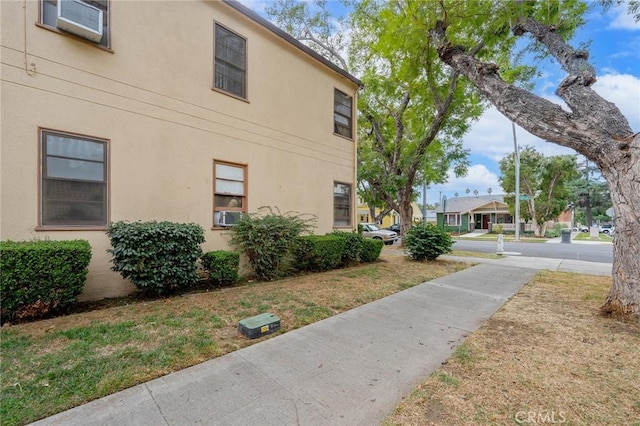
404;223;453;261
106;221;205;294
360;238;384;262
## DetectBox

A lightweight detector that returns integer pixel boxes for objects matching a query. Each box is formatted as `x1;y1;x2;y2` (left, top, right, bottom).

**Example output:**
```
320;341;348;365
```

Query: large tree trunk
527;198;543;237
600;162;640;318
398;197;414;242
431;19;640;319
368;205;376;223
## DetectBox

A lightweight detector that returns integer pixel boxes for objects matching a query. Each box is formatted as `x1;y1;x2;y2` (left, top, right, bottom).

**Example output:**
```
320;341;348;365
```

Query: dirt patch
385;271;640;425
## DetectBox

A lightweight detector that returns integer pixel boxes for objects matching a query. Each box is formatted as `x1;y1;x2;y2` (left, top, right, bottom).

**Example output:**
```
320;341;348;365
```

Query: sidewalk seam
144;384;170;426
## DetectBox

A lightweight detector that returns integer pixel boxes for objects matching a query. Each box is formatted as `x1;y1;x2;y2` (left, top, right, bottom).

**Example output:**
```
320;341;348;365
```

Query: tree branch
366;113;387;155
513;18;632;140
430;20;599;155
298;30;349;72
392;91;411;168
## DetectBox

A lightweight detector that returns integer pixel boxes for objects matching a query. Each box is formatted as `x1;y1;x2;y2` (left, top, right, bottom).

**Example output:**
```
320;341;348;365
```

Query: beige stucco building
1;0;360;300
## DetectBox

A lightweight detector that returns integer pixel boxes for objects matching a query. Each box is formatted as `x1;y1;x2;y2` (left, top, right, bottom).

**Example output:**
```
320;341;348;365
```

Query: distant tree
465;188;471;195
487;187;493;195
264;0;351;71
266;0;476;239
499;147;579;237
454;192;459;197
349;0;477;238
567;158;612;227
473;189;479;196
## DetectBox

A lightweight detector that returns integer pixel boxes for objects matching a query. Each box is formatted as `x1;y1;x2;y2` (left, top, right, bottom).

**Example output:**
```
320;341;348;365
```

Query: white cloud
609;4;640;31
461;107;576;164
593;73;640;131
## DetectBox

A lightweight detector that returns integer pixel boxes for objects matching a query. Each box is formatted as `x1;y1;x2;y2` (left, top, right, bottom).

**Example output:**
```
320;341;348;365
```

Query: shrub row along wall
293;233;383;273
1;218;389;322
0;240;92;323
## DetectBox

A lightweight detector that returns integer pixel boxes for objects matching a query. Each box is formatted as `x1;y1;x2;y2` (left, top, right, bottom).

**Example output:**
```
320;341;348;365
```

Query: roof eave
223;0;363;88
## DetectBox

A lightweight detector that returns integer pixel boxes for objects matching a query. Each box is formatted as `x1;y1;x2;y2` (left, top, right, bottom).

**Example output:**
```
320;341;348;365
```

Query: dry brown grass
385;271;640;426
9;252;471;352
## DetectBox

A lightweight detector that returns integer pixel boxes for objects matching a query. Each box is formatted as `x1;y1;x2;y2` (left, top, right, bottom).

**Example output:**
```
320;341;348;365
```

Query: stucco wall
1;1;358;300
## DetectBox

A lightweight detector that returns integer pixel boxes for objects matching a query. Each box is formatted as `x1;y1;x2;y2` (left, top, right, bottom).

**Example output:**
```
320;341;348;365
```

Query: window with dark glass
41;130;108;227
213;161;247;227
334;89;353;138
333;182;352;227
41;0;110;48
214;24;247;99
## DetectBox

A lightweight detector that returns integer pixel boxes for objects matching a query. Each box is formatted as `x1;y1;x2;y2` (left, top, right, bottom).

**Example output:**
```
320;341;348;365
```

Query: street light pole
512;122;520;241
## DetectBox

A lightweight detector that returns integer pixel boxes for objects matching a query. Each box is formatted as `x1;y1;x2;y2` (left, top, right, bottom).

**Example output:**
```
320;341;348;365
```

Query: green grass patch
450;250;503;259
452;343;475;365
0;312;224;425
337;265;380;279
573;232;612;242
436;372;460;387
294;303;333;325
457;235;548;243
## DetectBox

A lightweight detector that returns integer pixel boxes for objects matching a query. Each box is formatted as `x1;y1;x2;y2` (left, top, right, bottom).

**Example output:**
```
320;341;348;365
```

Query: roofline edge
222;0;362;88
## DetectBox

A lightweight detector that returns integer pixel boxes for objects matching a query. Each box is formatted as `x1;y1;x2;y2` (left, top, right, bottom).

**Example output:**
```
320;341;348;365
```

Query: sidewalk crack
145;384;170;425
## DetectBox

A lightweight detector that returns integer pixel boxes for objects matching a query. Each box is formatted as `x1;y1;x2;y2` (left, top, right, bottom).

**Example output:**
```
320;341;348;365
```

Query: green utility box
238;313;281;339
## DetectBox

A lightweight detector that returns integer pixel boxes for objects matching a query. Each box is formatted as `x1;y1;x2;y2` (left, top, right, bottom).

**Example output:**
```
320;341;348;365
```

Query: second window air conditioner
57;0;103;43
218;211;242;227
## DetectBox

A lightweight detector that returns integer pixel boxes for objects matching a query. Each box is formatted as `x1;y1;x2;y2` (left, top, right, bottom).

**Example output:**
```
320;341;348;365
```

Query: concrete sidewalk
31;257;610;426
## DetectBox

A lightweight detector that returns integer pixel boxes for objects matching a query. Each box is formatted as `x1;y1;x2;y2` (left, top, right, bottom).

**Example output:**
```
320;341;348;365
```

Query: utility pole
422;182;427;224
512;122;520;241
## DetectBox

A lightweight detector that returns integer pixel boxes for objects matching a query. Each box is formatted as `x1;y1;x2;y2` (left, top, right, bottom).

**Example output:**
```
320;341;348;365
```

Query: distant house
436;195;514;232
356;201;433;227
0;0;361;300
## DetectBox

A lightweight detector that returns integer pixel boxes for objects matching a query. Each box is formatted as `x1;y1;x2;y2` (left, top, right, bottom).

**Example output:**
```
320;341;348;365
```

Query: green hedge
106;221;205;295
405;223;453;261
228;208;316;281
0;240;91;323
201;250;239;286
326;231;364;266
293;235;346;272
360;238;384;263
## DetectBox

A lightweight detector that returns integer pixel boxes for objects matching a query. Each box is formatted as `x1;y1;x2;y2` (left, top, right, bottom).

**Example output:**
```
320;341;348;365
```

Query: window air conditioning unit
57;0;103;43
218;211;242;227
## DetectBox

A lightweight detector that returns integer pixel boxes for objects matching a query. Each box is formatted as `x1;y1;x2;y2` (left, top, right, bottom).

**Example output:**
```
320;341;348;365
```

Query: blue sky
240;1;640;205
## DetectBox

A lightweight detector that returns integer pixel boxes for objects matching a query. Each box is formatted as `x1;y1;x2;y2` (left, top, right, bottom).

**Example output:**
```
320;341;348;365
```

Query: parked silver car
360;223;398;245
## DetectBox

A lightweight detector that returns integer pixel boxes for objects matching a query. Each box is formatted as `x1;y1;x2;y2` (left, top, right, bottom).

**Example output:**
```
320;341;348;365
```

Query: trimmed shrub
404;223;453;261
201;250;239;286
360;238;384;263
545;223;565;238
293;235;346;272
0;240;91;323
229;207;316;281
106;221;205;295
327;231;364;266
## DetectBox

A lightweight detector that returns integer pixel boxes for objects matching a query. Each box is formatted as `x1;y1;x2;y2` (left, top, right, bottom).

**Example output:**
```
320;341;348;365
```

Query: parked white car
359;223;398;245
599;224;615;235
